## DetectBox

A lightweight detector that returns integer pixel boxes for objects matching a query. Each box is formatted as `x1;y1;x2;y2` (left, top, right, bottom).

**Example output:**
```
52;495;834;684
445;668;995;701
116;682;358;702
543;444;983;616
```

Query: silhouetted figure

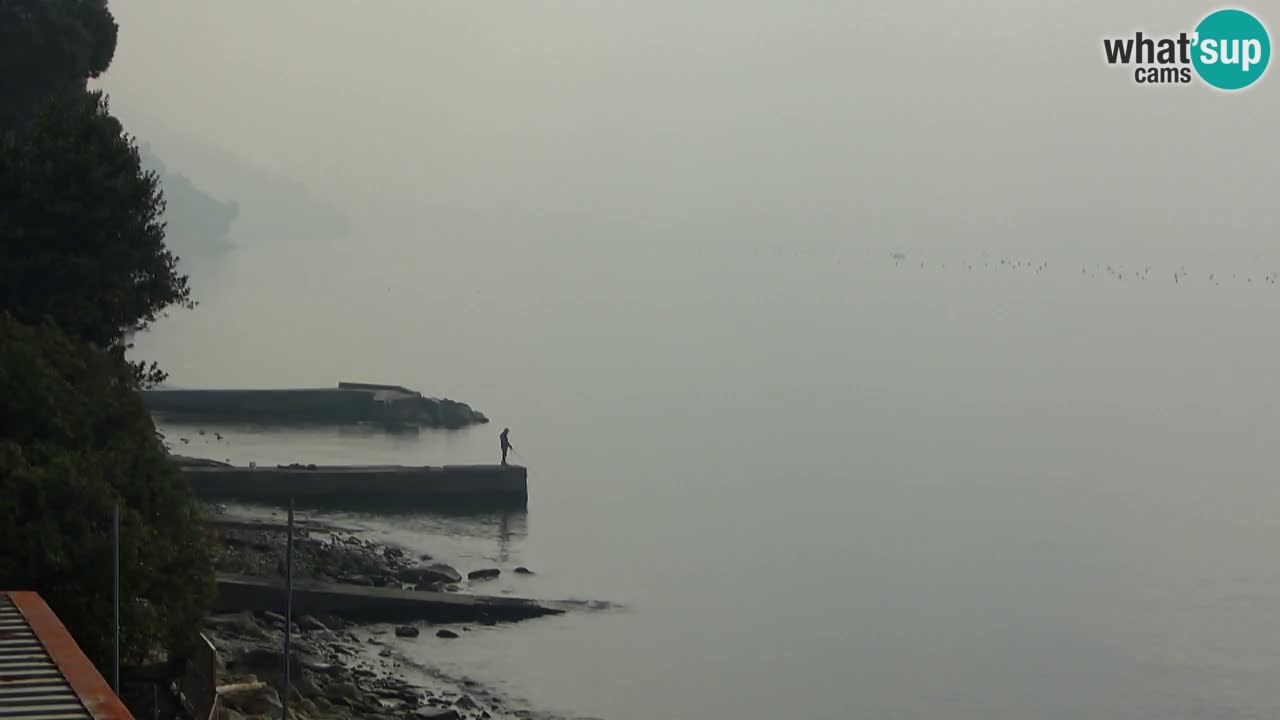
500;428;513;466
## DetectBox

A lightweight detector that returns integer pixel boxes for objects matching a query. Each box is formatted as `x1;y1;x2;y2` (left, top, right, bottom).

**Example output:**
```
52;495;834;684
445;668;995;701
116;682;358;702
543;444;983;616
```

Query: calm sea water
145;232;1280;720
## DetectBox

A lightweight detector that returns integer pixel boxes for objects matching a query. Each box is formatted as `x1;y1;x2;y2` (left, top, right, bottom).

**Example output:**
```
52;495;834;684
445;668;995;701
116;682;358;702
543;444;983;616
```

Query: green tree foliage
0;90;192;354
0;315;214;668
0;0;212;671
0;0;118;133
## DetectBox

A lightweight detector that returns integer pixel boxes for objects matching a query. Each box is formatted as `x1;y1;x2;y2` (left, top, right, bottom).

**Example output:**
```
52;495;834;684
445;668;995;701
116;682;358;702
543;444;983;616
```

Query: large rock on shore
323;681;362;703
397;563;461;586
299;615;329;632
219;682;283;716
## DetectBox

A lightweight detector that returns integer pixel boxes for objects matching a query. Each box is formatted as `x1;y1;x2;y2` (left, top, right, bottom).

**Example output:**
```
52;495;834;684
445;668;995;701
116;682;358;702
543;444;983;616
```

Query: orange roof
0;592;133;720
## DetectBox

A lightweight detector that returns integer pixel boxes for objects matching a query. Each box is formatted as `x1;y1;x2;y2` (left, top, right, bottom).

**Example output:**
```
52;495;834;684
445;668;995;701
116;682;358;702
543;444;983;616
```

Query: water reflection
158;417;430;437
155;416;494;468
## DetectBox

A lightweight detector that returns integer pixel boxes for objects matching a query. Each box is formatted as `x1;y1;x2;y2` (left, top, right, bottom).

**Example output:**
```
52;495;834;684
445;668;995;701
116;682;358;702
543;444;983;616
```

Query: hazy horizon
93;4;1280;718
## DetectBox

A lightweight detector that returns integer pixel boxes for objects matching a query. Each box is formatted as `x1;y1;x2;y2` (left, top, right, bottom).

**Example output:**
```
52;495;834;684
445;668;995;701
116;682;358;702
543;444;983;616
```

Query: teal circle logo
1192;9;1271;90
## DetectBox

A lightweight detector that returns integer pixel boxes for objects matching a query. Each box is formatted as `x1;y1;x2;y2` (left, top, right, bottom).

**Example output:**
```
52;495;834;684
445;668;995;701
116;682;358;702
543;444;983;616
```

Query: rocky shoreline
204;513;563;720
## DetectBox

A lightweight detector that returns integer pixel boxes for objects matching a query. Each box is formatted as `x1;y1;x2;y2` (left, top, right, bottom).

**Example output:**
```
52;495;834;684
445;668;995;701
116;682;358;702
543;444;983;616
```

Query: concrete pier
214;573;560;622
184;464;527;507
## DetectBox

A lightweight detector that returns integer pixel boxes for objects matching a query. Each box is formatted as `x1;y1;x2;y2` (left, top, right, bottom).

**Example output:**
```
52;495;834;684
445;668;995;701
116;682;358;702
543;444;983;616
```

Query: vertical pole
283;499;294;720
113;501;120;694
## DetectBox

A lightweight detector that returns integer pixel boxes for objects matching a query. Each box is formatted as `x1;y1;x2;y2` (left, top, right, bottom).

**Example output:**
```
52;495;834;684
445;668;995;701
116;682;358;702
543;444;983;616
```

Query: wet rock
324;682;361;702
466;569;500;581
301;659;342;675
371;686;410;700
220;683;283;716
269;619;302;635
435;629;459;639
263;611;286;624
293;672;322;697
454;695;478;710
299;615;330;632
513;567;534;575
415;709;460;720
298;641;327;660
398;563;461;586
395;626;420;638
235;646;289;674
379;648;393;658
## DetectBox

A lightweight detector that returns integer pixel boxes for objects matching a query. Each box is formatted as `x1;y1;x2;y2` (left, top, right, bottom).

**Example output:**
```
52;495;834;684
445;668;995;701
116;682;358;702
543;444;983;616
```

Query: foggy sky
95;1;1280;395
101;0;1278;259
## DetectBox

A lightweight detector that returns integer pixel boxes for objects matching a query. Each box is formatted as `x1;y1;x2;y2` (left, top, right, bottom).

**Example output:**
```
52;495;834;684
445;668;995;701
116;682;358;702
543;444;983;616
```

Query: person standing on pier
500;428;514;466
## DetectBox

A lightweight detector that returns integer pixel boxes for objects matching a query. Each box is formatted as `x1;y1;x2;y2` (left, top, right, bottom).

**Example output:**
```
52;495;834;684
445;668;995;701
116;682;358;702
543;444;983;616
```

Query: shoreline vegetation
2;4;562;720
205;508;559;720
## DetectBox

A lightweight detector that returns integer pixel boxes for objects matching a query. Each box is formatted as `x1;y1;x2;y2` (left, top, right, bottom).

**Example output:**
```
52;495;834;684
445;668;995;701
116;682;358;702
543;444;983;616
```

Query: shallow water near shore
145;234;1280;720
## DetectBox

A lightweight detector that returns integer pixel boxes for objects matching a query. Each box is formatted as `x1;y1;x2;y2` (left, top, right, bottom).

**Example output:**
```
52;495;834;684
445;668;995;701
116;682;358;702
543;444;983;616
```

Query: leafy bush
0;316;214;668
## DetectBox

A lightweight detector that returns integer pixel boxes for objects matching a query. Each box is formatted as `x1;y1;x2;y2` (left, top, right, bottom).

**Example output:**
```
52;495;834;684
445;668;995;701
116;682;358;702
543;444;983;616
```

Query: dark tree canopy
0;0;118;132
0;90;192;351
0;0;213;678
0;315;214;668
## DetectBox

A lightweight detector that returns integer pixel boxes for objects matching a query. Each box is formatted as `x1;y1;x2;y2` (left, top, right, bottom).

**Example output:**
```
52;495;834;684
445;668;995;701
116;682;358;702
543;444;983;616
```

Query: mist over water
106;1;1280;718
151;247;1280;719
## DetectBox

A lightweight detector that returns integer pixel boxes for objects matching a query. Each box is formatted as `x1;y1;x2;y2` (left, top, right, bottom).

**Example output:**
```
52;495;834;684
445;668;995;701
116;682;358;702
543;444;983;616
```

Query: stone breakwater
145;384;489;428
